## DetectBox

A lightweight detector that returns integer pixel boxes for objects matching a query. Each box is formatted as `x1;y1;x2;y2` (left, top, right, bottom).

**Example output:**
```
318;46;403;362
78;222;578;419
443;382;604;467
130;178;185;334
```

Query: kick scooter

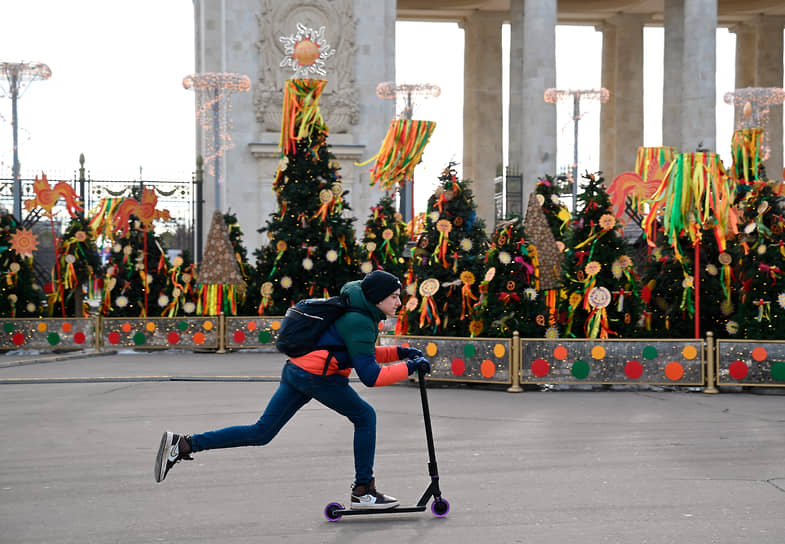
324;367;449;521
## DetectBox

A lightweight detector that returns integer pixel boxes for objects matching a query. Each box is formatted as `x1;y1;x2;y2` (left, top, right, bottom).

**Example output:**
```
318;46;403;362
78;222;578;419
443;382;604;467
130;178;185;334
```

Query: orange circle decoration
493;344;506;358
121;322;132;333
664;362;684;381
37;322;47;332
146;322;156;332
294;39;320;66
426;342;438;357
192;332;205;345
682;345;698;360
247;321;257;332
271;320;281;331
480;359;496;378
591;345;606;359
203;320;214;331
553;345;568;360
61;322;72;333
436;219;452;234
751;347;767;362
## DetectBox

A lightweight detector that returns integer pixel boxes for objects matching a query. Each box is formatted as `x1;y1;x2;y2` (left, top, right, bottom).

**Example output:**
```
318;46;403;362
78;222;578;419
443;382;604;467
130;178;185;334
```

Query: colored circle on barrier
591;345;606;359
62;322;72;333
3;322;14;333
751;347;767;362
37;322;47;332
203;320;214;331
146;322;156;332
451;358;465;376
258;330;272;344
73;331;86;344
107;331;120;345
12;332;24;345
571;359;590;379
47;332;60;346
247;321;257;332
426;342;438;357
122;322;132;333
178;321;188;332
494;344;506;358
553;345;568;360
233;330;245;343
463;344;475;358
168;332;180;345
682;345;698;360
193;332;205;345
664;362;684;381
271;320;281;331
400;341;411;348
642;345;658;360
480;359;496;378
625;360;643;379
772;361;785;381
728;360;748;380
531;358;550;377
133;332;146;345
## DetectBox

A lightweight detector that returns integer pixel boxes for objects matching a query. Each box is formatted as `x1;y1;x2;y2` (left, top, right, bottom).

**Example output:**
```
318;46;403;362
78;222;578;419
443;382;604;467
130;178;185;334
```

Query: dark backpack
275;295;354;358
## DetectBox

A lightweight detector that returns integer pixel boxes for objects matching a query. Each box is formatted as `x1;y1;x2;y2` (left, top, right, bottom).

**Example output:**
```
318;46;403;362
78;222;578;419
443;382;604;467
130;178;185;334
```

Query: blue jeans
189;362;377;484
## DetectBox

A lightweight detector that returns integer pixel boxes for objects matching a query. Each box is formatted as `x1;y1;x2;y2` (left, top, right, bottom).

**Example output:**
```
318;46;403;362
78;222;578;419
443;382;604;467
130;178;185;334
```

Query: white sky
0;1;741;212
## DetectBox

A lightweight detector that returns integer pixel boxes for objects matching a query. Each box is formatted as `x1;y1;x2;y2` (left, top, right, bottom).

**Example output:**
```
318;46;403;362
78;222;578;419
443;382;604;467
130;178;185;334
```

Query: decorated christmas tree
473;216;547;338
224;211;258;315
159;252;198;317
0;212;45;317
559;172;641;338
254;76;359;315
534;174;571;244
729;181;785;338
49;213;102;317
196;210;246;315
358;194;409;280
404;163;488;337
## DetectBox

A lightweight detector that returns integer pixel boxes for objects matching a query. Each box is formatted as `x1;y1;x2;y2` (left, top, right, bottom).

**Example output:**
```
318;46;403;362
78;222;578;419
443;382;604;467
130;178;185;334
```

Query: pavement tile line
767;479;785;493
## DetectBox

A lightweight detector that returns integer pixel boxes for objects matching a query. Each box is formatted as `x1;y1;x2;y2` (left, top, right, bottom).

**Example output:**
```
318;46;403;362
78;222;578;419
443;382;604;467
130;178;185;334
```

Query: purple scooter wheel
324;502;343;522
431;498;450;517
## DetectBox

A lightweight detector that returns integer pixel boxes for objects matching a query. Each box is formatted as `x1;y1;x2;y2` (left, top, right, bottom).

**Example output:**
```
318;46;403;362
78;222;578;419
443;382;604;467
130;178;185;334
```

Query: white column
755;15;785;179
663;0;716;153
508;0;524;170
598;22;616;180
610;14;647;177
461;12;504;229
519;0;557;204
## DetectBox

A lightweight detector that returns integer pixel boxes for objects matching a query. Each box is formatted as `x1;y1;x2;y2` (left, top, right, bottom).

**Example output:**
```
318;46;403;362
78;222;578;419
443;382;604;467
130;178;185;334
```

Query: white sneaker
350;479;399;510
154;431;192;483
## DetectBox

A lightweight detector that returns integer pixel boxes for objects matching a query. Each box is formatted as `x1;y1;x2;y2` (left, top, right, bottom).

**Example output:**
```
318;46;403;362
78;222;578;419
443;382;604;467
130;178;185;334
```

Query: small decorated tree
196;210;246;315
559;172;641;338
358;194;409;279
473;216;547;338
159;252;199;317
0;212;45;317
534;174;571;244
50;213;102;317
404;164;488;337
224;211;259;315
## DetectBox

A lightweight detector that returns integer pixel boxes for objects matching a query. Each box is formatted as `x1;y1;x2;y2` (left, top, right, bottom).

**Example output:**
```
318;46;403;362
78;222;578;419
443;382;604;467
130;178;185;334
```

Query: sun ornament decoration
9;228;39;258
280;23;335;79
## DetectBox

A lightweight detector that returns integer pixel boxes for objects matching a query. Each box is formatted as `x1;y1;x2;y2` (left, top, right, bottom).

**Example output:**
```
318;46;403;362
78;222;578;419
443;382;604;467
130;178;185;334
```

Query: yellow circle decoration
436;219;452;234
460;271;476;286
382;228;394;241
319;188;333;204
276;240;288;252
406;297;419;311
261;282;274;296
271;320;281;331
294;39;320;66
493;344;506;358
37;322;47;332
591;345;606;359
426;342;438;357
203;320;214;331
682;345;698;360
569;292;583;307
146;322;156;332
419;278;440;297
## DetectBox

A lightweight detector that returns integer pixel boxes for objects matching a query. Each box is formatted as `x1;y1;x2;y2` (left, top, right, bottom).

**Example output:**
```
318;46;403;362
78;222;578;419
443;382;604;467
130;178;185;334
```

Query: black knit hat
361;270;402;304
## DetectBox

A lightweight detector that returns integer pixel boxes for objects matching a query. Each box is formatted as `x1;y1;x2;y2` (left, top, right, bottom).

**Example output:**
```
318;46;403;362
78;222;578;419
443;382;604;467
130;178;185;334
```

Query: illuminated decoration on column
182;72;251;210
544;88;609;212
0;61;51;219
374;82;441;222
723;87;785;162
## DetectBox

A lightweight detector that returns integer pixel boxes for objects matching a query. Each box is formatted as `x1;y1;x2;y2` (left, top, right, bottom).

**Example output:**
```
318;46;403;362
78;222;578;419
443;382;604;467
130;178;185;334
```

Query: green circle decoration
3;322;14;333
642;345;658;360
258;330;272;344
178;321;188;332
46;332;60;346
463;344;476;358
133;332;147;345
571;359;590;379
771;361;785;382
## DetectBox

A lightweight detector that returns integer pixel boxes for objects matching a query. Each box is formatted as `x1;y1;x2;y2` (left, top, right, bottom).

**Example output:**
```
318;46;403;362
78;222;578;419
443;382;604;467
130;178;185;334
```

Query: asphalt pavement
0;348;783;543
